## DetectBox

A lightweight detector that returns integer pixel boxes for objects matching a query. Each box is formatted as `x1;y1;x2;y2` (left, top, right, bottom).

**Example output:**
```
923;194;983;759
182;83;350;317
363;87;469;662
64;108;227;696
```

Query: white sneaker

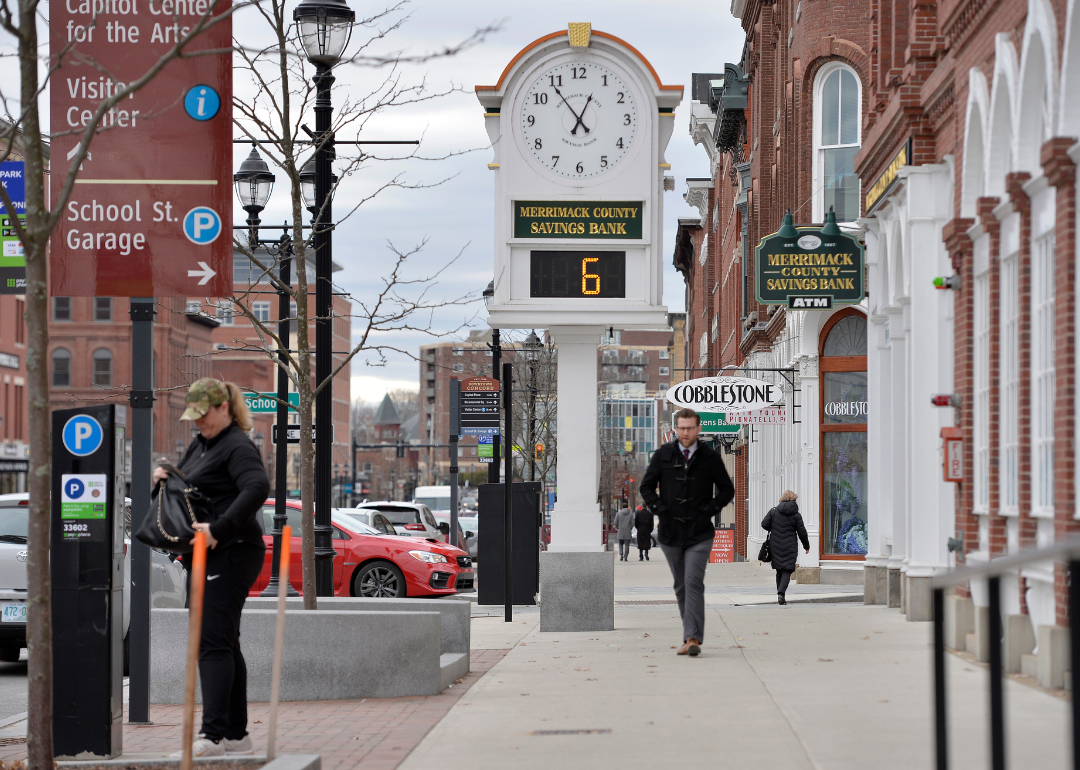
224;735;254;755
170;736;225;758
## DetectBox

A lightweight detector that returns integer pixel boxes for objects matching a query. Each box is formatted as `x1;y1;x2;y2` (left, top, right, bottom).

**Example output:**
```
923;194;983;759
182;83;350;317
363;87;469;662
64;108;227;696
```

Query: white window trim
973;234;990;515
699;234;709;266
1000;248;1020;516
812;62;862;223
1031;232;1055;518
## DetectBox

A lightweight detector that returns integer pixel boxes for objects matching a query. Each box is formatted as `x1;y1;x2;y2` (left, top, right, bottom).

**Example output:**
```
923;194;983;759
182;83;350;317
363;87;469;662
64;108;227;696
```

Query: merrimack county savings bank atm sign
755;224;865;310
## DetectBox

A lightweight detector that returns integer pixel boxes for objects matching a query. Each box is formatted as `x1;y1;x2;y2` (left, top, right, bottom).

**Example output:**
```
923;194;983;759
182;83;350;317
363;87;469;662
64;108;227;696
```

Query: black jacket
178;422;270;550
761;501;810;571
639;441;735;548
634;508;654;550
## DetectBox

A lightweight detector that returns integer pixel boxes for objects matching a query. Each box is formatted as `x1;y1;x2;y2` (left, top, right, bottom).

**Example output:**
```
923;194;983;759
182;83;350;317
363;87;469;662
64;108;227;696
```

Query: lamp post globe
233;144;275;213
293;0;355;66
524;330;542;362
483;279;494;308
299;157;338;217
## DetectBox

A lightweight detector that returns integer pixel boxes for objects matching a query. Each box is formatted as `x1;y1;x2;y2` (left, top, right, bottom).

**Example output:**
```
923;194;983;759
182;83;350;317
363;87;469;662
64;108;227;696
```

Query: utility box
478;482;541;606
51;404;125;758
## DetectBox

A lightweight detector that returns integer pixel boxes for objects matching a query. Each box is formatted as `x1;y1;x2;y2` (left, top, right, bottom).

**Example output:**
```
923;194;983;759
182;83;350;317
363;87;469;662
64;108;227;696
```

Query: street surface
0;654;27;723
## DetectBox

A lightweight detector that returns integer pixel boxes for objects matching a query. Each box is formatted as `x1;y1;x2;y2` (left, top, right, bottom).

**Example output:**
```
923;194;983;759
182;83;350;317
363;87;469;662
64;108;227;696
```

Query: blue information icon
183;207;222;245
184;85;221;121
62;415;103;457
65;478;85;499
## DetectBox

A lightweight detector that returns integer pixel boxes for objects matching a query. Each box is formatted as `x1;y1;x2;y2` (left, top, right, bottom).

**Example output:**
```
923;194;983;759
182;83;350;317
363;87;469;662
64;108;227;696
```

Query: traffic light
535;443;544;459
396;444;405;458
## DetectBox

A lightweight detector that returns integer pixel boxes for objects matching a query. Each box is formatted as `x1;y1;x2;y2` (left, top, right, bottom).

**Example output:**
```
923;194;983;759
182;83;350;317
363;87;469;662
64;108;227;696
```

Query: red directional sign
49;0;232;297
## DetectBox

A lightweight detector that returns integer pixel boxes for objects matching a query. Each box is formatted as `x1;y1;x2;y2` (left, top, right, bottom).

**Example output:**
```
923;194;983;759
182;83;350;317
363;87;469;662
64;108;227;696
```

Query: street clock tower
477;24;682;631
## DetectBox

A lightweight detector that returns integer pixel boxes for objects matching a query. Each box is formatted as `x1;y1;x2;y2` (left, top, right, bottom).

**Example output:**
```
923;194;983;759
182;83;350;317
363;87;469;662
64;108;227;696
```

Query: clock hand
552;85;585;125
570;94;594;135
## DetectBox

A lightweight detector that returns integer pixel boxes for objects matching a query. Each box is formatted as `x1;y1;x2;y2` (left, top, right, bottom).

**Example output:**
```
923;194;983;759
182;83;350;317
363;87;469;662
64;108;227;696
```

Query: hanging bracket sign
756;227;865;307
665;376;783;414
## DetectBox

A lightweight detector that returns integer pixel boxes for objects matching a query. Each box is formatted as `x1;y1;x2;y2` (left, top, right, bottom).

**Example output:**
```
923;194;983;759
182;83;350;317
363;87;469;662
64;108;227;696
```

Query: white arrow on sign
187;261;216;285
65;145;90;170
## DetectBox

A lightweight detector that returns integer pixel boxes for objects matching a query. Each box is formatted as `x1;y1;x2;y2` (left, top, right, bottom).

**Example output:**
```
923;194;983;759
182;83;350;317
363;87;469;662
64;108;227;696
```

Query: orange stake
181;531;208;770
267;526;291;760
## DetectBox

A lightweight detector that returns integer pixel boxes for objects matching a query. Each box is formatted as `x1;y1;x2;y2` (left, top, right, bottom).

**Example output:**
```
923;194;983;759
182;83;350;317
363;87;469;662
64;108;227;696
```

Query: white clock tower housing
477;24;682;631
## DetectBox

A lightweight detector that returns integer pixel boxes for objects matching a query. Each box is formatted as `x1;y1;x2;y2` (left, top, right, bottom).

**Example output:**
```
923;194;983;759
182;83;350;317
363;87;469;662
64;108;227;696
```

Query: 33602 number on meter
530;251;625;298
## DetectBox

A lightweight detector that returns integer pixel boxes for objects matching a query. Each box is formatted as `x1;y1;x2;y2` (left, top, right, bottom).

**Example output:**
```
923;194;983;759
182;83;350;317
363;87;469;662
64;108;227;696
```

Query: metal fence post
1069;560;1080;770
988;576;1005;770
934;587;948;770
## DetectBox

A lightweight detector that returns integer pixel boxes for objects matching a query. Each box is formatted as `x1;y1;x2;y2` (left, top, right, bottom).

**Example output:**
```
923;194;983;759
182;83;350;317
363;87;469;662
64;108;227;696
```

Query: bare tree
387;388;419;426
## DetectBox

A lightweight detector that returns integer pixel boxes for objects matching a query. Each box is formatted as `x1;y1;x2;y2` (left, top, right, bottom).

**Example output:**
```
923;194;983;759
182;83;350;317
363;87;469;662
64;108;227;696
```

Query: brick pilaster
976;197;1005;557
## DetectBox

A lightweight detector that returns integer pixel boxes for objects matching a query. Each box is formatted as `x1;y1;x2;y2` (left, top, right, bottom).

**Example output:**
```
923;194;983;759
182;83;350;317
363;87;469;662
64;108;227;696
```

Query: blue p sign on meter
183;207;222;245
62;414;103;457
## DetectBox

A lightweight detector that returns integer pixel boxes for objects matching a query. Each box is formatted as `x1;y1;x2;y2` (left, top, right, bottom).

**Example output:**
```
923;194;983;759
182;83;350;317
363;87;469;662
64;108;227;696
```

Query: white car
0;493;186;668
355;501;441;539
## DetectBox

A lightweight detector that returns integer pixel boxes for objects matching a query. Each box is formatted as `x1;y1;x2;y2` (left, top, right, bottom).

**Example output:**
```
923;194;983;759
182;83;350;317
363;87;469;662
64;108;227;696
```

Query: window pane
823;315;867;356
92;350;112;387
94;297;112;321
823;431;868;555
840;69;858;145
53;297;71;321
52;350;70;387
822;71;839;146
824;372;867;424
823;146;859;221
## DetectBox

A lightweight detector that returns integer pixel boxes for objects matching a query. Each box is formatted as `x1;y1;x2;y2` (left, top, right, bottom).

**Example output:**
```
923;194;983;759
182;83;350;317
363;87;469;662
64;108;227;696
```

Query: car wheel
353;561;407;598
0;647;20;663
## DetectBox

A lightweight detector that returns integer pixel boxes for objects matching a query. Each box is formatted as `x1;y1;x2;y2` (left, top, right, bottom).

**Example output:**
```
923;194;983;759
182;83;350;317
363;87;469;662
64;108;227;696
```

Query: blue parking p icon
183;207;221;245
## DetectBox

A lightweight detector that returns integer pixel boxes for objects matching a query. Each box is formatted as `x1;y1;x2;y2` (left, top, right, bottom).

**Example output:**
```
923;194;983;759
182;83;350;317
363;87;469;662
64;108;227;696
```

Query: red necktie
683;448;690;463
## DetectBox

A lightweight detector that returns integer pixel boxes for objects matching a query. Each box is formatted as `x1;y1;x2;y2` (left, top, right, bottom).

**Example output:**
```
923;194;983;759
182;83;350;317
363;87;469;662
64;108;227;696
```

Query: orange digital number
582;257;601;295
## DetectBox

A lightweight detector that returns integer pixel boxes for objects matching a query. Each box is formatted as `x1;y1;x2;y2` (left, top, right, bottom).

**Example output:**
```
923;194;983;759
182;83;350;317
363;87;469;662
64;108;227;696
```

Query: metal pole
988;576;1006;770
449;378;460;549
503;361;513;622
312;62;337;596
127;297;155;723
263;246;298;597
488;329;501;484
1070;561;1080;770
933;587;948;770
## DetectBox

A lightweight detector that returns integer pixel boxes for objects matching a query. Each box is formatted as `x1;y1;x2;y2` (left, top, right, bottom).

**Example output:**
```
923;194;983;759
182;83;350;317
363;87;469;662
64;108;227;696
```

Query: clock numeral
527;115;535;126
616;138;624;149
572;67;587;79
534;138;542;150
575;162;584;173
582;257;601;296
617;92;625;104
602;75;608;86
548;75;563;87
601;156;608;168
551;155;559;167
623;114;632;125
533;93;548;105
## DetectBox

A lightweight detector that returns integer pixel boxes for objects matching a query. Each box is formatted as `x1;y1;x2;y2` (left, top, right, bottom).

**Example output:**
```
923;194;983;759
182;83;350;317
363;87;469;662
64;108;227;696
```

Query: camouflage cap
181;378;230;421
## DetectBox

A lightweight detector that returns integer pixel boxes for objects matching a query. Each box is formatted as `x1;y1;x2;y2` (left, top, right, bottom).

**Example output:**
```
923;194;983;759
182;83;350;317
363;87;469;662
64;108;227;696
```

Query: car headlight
408;550;448;564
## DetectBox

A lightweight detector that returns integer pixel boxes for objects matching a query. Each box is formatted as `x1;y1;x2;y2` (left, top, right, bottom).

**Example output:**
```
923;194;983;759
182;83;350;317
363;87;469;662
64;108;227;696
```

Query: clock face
519;61;638;179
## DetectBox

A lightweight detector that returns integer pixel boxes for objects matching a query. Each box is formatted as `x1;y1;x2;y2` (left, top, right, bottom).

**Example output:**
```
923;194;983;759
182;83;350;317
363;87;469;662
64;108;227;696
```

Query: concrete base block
863;566;877;604
969;605;989;662
438;652;470;690
795;566;820;585
888;569;902;609
1004;614;1035;674
1022;653;1039;677
875;568;888;605
151;609;444;703
819;568;864;585
905;576;933;622
540;551;614;632
1037;625;1070;689
943;594;973;650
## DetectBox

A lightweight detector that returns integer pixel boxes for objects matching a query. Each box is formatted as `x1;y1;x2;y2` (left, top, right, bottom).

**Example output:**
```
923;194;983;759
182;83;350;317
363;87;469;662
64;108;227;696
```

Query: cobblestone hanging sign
665;376;783;414
755;226;864;307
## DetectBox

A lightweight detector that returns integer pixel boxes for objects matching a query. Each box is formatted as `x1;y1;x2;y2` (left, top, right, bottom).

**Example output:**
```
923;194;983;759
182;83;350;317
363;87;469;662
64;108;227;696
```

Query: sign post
51;405;125;758
449;379;460;549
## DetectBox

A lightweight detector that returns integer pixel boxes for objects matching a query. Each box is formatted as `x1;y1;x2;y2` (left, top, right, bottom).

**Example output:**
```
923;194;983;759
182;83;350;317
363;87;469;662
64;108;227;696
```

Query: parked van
412;485;453;514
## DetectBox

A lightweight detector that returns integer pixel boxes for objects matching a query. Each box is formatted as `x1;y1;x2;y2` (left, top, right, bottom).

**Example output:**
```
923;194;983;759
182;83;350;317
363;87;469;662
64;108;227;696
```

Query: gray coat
614;508;634;539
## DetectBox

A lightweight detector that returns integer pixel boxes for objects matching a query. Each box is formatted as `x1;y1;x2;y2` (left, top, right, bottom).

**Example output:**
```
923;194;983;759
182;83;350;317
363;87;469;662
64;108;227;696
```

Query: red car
250;500;474;598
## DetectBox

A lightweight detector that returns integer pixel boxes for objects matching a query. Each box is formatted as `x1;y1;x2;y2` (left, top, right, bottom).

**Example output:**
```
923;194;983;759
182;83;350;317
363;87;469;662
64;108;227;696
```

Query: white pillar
548;326;603;551
798;353;821;564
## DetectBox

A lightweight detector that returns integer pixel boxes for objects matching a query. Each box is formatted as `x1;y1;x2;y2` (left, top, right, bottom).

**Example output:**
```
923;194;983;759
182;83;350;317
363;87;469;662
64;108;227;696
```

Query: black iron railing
931;538;1080;770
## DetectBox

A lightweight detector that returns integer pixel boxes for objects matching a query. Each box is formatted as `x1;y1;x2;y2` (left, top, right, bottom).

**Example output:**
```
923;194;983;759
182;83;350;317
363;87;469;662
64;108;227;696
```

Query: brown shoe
676;640;690;655
687;639;701;656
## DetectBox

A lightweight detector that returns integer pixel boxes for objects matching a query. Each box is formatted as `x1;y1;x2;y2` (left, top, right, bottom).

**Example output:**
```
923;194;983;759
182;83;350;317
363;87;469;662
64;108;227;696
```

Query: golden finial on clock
567;22;591;47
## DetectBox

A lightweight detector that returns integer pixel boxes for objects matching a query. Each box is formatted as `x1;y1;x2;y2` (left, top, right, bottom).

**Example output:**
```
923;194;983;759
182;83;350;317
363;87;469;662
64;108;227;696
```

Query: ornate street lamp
293;0;355;66
524;330;542;482
233;144;276;245
484;280;501;484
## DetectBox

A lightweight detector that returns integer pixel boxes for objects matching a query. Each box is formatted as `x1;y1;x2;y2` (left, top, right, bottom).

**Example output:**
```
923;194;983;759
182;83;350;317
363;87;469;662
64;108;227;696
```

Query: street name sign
49;0;232;297
245;392;300;413
460;377;501;436
755;226;864;307
0;161;26;294
272;424;332;445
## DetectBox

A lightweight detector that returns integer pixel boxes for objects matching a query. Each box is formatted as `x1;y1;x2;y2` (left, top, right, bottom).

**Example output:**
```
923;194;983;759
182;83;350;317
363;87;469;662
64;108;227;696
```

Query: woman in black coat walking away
635;506;654;561
761;490;810;605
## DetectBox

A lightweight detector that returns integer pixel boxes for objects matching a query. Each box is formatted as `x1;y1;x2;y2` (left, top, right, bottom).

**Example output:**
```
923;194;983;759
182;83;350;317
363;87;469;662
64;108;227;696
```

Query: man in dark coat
639;408;735;656
761;490;810;604
634;506;654;561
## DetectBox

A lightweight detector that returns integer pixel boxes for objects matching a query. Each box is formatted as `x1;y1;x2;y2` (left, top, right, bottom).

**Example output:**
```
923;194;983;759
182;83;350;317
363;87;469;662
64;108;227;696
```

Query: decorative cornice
943;217;975;272
1041;137;1077;189
1005;172;1032;214
689;102;719;167
684;178;713;224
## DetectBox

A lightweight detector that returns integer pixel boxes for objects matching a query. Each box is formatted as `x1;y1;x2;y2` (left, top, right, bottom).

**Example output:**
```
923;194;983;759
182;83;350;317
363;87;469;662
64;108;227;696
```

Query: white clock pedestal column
540;326;615;631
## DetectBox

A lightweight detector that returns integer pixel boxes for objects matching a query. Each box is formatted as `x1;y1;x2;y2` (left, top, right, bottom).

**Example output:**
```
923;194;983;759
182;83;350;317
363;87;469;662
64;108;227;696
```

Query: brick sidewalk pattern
0;649;506;770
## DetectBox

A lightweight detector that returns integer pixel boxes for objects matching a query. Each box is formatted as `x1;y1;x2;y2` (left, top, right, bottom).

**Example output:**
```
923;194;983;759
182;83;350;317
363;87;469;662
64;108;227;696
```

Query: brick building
0;295;29;493
353;393;420;502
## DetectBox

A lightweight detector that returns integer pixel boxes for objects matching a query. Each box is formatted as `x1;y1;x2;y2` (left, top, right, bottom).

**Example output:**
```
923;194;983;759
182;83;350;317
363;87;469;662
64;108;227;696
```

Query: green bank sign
698;411;740;434
755;222;864;308
514;200;643;239
245;392;300;413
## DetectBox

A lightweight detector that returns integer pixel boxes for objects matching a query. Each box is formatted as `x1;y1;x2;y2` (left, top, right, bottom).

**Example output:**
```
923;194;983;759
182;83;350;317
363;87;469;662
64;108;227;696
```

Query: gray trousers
660;539;711;643
618;539;631;559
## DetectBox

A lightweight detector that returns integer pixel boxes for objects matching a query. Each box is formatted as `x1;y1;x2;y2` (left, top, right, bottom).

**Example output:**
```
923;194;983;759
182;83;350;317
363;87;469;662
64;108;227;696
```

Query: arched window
820;310;868;558
92;348;113;387
51;348;71;388
814;64;862;222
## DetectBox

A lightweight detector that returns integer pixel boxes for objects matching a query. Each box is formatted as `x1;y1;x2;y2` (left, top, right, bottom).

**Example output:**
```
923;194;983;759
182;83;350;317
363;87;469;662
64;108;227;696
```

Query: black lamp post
524;330;542;483
294;0;354;596
234;143;275;246
484;280;502;484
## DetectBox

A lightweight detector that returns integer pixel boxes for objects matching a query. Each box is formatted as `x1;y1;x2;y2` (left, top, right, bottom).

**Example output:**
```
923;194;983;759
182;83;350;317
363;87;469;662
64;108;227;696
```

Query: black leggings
775;569;793;596
188;542;265;742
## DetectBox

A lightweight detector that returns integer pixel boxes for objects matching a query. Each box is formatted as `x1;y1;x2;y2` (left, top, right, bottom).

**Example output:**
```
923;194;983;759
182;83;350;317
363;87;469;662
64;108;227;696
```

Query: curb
55;754;320;770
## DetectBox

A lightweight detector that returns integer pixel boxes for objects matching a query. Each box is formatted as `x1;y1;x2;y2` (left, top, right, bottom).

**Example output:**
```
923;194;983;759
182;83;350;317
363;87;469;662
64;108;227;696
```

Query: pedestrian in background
640;408;734;656
635;505;654;561
614;505;634;561
159;379;270;758
761;490;810;605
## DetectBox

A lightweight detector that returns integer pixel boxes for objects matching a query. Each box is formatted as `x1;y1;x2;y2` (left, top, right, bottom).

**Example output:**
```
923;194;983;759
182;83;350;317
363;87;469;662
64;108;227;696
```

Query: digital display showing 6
529;251;626;298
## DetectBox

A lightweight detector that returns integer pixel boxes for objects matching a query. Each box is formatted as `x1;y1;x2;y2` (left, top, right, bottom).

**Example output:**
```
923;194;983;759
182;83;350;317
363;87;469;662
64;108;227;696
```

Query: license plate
1;604;26;623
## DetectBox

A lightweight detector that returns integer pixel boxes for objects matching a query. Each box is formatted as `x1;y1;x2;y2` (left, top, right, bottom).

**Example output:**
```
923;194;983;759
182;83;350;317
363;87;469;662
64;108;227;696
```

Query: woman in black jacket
761;490;810;605
157;378;269;758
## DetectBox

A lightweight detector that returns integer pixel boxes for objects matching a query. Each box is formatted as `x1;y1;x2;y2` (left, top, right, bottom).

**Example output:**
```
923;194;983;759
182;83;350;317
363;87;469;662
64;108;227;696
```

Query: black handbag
134;473;210;554
758;535;772;563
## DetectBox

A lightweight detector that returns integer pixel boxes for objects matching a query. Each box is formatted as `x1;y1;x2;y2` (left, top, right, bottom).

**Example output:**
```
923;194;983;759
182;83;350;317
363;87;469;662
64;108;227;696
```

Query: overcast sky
9;0;746;403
